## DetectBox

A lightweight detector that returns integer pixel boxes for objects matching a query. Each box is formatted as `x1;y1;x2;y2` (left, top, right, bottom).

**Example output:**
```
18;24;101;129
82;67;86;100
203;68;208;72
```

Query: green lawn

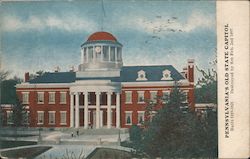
0;146;52;159
0;140;37;149
0;134;37;137
86;148;132;159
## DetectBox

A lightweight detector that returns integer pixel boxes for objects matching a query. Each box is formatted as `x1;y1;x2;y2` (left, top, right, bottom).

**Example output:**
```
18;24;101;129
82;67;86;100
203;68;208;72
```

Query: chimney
25;72;29;82
187;59;195;83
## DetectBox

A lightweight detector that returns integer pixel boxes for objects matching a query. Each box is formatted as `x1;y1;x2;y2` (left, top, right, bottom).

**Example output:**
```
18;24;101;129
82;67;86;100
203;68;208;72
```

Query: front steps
61;127;128;135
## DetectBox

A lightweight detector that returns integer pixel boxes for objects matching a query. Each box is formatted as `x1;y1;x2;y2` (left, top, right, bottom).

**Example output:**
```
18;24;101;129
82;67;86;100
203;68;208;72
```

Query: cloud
182;10;215;32
1;14;98;33
118;10;215;36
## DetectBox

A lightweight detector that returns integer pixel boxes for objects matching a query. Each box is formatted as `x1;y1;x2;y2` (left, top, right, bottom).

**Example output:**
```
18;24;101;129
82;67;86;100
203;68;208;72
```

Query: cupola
78;31;123;71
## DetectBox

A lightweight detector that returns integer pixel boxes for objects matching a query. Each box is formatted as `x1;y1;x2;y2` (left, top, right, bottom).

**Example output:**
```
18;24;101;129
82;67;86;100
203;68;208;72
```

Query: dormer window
136;70;147;81
161;69;172;80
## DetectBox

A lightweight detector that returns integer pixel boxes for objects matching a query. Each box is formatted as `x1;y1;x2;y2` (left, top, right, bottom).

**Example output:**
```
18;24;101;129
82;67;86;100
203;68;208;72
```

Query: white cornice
16;83;72;89
121;80;190;87
16;79;191;89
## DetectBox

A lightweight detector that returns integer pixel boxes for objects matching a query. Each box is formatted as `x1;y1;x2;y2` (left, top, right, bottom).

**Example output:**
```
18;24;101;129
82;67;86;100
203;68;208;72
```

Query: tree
29;70;46;80
195;58;217;104
0;70;9;82
142;83;206;158
12;97;28;127
195;58;218;157
1;79;19;104
0;71;27;127
0;106;3;127
129;125;142;150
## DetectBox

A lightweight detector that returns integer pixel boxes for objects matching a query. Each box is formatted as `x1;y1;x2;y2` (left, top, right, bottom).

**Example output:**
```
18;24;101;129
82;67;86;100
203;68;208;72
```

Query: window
60;111;67;125
49;111;56;125
125;91;132;104
125;111;132;125
110;47;115;61
6;111;13;125
60;92;67;104
49;92;55;104
136;70;147;81
162;91;170;103
137;91;144;103
137;111;145;125
103;46;109;61
37;92;44;104
22;92;29;104
37;111;44;124
150;91;157;103
161;69;172;80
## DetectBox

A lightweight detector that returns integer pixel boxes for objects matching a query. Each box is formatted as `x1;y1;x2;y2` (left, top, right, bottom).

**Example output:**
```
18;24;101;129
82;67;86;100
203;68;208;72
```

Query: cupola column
108;46;111;62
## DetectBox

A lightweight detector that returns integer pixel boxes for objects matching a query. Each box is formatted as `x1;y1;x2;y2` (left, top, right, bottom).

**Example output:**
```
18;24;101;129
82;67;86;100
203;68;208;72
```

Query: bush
129;125;142;143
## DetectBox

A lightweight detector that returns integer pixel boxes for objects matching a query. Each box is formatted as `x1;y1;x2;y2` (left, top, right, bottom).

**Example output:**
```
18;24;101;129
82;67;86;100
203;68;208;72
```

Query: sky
0;0;216;82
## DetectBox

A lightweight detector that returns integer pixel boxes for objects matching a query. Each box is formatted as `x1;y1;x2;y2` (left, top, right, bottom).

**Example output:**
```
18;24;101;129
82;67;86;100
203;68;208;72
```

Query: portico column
116;92;121;128
75;92;80;128
107;92;112;129
70;93;74;127
84;92;88;129
95;92;101;129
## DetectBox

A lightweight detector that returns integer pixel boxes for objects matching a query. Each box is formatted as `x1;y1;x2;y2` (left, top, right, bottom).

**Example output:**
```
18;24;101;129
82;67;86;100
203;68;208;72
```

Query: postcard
0;0;249;158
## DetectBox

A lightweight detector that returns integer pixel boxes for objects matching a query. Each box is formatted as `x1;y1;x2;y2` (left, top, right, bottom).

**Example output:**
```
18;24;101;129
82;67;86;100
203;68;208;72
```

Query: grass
0;134;37;137
0;146;52;159
0;140;37;149
86;148;132;159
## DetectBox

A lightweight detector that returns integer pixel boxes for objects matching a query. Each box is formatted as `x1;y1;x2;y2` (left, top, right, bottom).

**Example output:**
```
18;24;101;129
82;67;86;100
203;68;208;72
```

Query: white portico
70;31;123;129
69;80;121;129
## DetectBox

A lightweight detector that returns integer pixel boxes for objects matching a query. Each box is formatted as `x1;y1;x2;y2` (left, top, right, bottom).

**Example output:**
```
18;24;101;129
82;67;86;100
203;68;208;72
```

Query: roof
76;77;121;82
27;65;184;84
121;65;185;82
29;72;76;83
87;32;117;42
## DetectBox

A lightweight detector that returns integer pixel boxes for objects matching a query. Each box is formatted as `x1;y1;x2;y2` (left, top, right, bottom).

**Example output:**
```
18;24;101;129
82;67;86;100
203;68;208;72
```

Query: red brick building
2;32;195;129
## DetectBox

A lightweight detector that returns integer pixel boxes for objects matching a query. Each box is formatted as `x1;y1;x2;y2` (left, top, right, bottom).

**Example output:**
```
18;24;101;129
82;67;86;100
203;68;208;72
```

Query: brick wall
16;87;70;127
120;85;195;128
